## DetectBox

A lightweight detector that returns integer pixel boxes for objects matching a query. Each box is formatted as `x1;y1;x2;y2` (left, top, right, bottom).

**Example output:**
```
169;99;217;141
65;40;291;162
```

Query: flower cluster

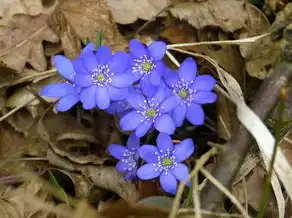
40;39;217;194
108;133;195;194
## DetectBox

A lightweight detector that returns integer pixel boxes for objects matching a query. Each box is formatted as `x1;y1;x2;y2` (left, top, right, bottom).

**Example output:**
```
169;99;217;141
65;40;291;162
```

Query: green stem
96;32;103;48
257;89;285;218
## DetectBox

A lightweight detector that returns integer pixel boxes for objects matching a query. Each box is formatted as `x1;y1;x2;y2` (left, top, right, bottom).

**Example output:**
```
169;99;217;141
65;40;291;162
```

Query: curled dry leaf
38;113;111;165
170;0;248;32
82;166;139;203
0;0;59;26
0;14;59;73
106;0;168;24
49;0;127;59
47;149;139;203
238;3;281;79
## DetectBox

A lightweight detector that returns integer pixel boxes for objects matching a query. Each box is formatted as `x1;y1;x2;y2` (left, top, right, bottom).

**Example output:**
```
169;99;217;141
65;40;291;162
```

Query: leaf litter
0;0;292;217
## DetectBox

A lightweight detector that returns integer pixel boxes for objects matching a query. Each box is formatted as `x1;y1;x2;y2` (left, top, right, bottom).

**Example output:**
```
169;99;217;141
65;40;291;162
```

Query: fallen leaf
170;0;248;32
49;0;127;59
238;3;281;79
0;14;59;72
0;0;58;26
106;0;168;24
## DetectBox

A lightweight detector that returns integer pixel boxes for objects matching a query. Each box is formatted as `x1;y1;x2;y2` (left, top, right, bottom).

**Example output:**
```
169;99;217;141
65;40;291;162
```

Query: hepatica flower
164;58;217;127
40;43;96;112
108;134;140;180
137;133;195;194
74;45;133;110
129;39;166;96
119;83;179;137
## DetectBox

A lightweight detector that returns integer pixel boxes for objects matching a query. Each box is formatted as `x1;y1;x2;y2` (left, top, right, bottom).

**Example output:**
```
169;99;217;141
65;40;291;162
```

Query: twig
200;167;251;218
135;0;178;36
193;174;202;218
200;62;292;211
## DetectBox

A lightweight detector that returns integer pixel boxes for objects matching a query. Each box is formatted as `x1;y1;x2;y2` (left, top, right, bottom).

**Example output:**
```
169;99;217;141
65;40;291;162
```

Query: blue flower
73;45;133;110
40;43;96;112
106;100;132;116
129;39;166;97
119;83;179;137
164;58;217;127
108;134;140;180
137;133;194;194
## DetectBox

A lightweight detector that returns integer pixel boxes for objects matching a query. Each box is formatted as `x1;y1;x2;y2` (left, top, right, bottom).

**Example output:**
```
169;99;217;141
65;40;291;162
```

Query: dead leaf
106;0;168;24
0;14;59;73
170;0;248;32
49;0;127;59
0;0;58;26
232;165;278;217
238;3;281;79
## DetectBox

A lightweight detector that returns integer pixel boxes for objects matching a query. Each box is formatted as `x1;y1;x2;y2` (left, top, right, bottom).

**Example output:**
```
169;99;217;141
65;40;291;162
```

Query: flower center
96;73;105;82
121;149;137;172
146;108;156;117
162;157;172;166
132;55;155;76
91;64;114;86
143;62;153;72
178;90;187;98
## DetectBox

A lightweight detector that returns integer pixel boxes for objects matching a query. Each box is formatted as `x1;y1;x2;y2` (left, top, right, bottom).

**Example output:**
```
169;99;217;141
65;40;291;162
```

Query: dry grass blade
193;174;201;218
169;147;218;218
200;167;251;218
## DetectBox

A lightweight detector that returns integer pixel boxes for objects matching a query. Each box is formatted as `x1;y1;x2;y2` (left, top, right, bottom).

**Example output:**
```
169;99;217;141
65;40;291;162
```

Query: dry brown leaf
49;0;127;59
0;14;59;73
0;178;52;218
0;0;58;26
170;0;248;32
238;3;280;79
106;0;168;24
232;165;278;217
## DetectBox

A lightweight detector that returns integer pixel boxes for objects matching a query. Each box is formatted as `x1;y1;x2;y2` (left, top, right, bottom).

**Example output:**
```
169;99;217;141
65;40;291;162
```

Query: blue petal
74;73;93;87
135;121;152;137
126;92;147;110
107;85;128;101
193;91;217;104
56;94;79;112
150;83;166;105
126;134;140;151
171;163;190;186
80;86;96;109
178;58;197;82
137;163;160;180
111;72;134;88
116;160;128;173
157;133;174;153
147;41;166;61
164;68;179;87
108;51;131;73
73;58;88;75
108;144;126;160
40;82;75;98
154;114;175;135
159;95;180;113
159;172;177;194
120;111;144;131
129;39;148;58
81;43;96;54
83;51;99;73
95;86;110;109
149;68;161;86
125;169;137;180
173;138;195;162
139;145;159;163
53;55;75;82
96;45;112;64
172;104;186;127
140;77;158;97
186;103;204;125
192;75;216;91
